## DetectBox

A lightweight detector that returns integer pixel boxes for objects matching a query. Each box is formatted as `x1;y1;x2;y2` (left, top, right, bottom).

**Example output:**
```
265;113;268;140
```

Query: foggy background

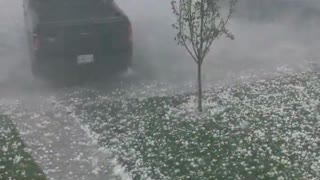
0;0;320;90
0;0;25;82
1;1;319;179
118;0;320;84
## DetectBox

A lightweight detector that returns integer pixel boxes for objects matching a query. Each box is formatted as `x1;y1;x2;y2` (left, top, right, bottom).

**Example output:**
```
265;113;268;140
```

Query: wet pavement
0;96;124;180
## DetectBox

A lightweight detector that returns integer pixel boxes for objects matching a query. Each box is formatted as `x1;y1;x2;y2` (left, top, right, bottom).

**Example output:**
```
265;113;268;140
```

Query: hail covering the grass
61;70;320;179
2;69;320;179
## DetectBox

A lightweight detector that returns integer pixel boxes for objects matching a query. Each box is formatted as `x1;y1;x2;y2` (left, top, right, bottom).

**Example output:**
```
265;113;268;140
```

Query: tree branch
186;0;200;61
203;1;235;57
198;0;205;64
178;0;198;63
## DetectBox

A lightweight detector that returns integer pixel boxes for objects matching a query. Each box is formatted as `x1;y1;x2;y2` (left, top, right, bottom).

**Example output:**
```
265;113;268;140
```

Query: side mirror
30;0;40;11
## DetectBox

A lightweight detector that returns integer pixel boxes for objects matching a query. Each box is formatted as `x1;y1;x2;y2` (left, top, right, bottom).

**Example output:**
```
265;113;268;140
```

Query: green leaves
171;0;237;63
171;0;238;111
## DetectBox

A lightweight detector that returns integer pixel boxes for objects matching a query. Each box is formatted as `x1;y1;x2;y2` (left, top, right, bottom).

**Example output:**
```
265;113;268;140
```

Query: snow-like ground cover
0;115;46;179
0;96;127;180
63;70;320;179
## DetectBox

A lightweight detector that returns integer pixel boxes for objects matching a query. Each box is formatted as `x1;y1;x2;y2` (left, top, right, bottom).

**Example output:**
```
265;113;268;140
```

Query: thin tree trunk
197;63;203;112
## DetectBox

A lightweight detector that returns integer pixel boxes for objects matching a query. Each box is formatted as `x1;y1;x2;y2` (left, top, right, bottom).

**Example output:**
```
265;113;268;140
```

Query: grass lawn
0;115;46;180
69;71;320;180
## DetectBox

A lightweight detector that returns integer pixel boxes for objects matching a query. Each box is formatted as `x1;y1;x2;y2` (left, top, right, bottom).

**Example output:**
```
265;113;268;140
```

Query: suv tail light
128;24;132;42
32;33;40;50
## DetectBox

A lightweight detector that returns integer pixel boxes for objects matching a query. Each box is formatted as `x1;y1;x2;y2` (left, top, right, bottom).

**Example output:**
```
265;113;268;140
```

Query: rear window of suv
34;0;113;22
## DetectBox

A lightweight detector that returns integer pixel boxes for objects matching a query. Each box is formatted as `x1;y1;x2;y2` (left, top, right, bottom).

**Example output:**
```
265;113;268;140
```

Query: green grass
0;115;46;180
70;71;320;179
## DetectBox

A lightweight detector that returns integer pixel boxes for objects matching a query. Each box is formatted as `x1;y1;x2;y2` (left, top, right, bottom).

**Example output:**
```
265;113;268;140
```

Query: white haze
0;0;320;87
118;0;320;83
0;0;319;178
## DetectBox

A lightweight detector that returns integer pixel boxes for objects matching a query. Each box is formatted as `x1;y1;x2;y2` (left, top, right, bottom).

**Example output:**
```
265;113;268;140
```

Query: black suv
23;0;132;80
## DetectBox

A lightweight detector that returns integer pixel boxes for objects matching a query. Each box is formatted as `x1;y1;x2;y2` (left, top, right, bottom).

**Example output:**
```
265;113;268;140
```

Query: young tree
171;0;237;112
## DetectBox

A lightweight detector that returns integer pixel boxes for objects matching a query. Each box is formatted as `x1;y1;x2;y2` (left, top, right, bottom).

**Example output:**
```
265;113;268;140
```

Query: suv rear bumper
32;48;132;79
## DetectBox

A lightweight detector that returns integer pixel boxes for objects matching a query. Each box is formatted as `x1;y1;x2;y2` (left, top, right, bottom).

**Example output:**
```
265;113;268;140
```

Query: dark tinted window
34;0;113;21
